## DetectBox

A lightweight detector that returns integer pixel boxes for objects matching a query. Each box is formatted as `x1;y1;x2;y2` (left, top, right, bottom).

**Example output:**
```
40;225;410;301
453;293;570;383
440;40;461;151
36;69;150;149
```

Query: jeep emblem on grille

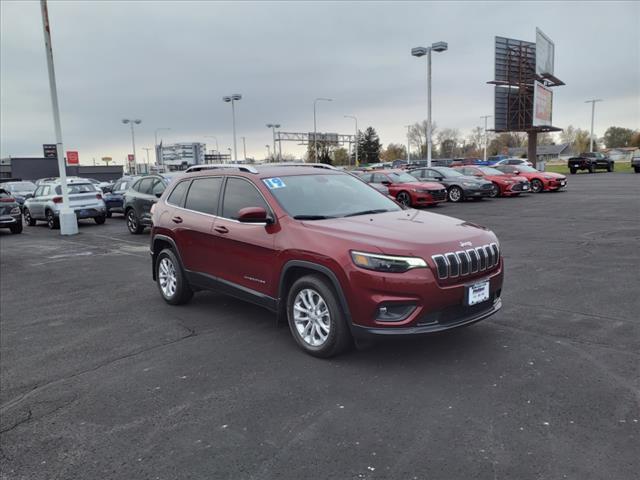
459;241;472;248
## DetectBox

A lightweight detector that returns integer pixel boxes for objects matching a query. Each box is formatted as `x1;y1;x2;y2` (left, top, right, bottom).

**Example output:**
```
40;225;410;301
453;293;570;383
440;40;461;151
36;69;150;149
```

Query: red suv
150;164;504;357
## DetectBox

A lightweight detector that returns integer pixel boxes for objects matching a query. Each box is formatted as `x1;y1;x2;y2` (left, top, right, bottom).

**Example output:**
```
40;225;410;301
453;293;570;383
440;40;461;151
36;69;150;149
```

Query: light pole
480;115;492;161
222;94;242;161
154;127;170;166
122;119;141;174
412;41;448;167
241;136;247;160
405;125;412;162
266;124;281;162
313;97;332;163
40;0;76;235
344;115;358;167
585;99;603;152
265;144;271;160
142;147;152;172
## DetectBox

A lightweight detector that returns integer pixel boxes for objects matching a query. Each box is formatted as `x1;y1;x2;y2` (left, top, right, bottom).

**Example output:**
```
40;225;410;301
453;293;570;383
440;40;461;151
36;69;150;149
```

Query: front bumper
0;214;20;227
546;179;567;190
412;190;447;205
462;186;492;198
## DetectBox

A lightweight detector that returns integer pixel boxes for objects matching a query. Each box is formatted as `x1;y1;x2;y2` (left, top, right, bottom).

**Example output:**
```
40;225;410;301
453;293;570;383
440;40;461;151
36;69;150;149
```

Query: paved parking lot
1;173;638;480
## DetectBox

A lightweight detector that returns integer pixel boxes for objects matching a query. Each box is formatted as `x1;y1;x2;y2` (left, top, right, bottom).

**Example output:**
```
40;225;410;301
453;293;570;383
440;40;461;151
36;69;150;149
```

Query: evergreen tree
354;127;382;164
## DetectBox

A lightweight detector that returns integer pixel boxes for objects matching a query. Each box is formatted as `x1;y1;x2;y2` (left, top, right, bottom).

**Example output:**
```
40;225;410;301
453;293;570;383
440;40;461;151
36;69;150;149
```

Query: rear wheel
396;191;412;207
10;223;23;234
607;163;613;172
94;215;106;225
126;209;143;234
23;208;36;226
156;249;193;305
634;167;640;173
589;164;595;173
489;183;500;198
448;186;463;203
569;168;577;174
46;210;59;230
287;274;352;358
531;179;544;193
106;210;112;218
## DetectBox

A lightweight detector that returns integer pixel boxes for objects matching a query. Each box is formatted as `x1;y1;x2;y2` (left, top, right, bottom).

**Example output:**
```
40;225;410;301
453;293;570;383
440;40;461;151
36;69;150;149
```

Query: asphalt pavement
1;172;639;480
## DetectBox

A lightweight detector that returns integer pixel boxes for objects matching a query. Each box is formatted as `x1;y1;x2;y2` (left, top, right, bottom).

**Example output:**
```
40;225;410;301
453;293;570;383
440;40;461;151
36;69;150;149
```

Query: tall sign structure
488;28;564;167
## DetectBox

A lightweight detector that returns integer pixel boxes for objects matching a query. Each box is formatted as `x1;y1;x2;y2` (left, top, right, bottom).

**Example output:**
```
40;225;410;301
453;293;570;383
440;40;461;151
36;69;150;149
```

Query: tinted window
371;173;387;183
55;183;96;194
136;178;154;194
222;178;269;220
151;179;165;196
167;180;190;207
185;177;222;215
411;169;425;178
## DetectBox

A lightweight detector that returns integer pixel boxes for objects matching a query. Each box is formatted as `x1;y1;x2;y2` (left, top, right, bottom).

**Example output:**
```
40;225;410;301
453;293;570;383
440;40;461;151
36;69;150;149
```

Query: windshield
479;167;504;176
265;173;401;219
388;172;419;183
433;167;462;177
55;183;97;194
515;165;537;173
6;181;36;191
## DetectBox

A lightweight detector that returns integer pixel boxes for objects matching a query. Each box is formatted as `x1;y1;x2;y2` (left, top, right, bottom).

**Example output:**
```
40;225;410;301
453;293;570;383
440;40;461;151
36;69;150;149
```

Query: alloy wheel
293;288;331;347
489;184;499;198
47;211;55;229
397;192;411;207
449;186;462;202
24;210;33;225
531;179;543;193
127;211;137;232
158;257;177;298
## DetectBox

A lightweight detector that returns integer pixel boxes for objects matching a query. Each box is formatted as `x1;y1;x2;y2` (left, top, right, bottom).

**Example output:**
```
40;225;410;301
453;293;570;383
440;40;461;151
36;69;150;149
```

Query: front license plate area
467;281;490;306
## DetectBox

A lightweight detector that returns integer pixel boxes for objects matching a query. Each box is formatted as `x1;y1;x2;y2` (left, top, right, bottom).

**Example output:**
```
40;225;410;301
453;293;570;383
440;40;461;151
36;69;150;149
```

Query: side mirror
435;176;444;181
154;192;162;198
238;206;273;224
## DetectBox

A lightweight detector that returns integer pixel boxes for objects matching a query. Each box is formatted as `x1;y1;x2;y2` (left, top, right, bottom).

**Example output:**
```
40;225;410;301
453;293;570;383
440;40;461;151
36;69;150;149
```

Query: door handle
172;216;183;224
214;225;229;234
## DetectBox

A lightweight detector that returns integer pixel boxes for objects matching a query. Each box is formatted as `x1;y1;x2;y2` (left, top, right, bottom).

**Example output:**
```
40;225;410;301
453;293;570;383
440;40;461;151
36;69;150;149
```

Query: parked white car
494;158;534;168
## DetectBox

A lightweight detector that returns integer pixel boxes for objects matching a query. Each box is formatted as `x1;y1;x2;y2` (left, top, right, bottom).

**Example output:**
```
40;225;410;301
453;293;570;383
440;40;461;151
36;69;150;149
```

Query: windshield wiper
342;209;390;217
293;215;334;220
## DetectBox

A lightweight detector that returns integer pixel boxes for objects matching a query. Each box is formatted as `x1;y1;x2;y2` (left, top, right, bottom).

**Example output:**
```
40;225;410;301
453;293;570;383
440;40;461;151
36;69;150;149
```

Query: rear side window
136;178;154;194
371;173;387;183
184;177;222;215
222;178;269;220
151;179;165;196
167;180;190;207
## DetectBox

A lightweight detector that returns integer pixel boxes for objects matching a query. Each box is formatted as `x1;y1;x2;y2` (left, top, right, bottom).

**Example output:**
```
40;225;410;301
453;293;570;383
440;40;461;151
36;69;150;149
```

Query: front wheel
94;215;106;225
448;186;463;203
488;183;500;198
23;208;36;226
287;275;352;358
589;165;595;173
569;168;577;174
607;163;613;172
156;249;193;305
396;191;412;207
531;179;544;193
10;223;23;234
126;209;143;234
106;210;112;218
634;167;640;173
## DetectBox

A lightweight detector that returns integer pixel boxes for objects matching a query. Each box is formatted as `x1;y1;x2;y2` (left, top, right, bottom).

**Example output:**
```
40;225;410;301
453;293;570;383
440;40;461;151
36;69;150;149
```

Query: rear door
133;177;157;225
30;186;47;218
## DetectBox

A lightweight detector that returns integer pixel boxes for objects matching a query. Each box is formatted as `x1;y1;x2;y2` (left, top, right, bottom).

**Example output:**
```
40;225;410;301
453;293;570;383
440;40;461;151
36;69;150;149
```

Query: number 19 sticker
263;177;286;189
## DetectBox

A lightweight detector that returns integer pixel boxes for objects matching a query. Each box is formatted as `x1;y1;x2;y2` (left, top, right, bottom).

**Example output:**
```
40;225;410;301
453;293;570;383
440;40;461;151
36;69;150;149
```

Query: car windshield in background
479;167;504;175
161;173;182;184
434;167;463;177
6;181;36;191
388;172;419;183
266;174;401;219
55;183;96;194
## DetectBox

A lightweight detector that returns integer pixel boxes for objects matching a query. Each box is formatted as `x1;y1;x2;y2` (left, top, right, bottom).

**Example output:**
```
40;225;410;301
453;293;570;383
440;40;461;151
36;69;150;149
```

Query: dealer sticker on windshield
467;280;490;306
263;178;286;189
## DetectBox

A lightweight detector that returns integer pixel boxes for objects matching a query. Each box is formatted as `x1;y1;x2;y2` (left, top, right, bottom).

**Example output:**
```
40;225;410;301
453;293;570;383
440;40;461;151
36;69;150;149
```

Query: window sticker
263;177;286;189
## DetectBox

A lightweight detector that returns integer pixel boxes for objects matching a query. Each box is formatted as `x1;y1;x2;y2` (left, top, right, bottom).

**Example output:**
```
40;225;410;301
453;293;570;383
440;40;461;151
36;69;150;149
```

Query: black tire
396;191;412;207
607;163;613;172
94;215;106;225
10;222;23;234
156;249;193;305
569;168;577;174
287;274;352;358
488;183;500;198
126;209;143;234
634;167;640;173
448;185;464;203
589;165;595;173
531;178;544;193
23;208;36;226
46;210;59;230
106;210;112;218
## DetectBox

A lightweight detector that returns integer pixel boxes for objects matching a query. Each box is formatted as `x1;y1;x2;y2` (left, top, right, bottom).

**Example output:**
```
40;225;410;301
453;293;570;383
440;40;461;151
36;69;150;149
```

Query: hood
396;181;444;190
301;209;497;258
488;174;528;183
542;172;565;179
458;175;490;184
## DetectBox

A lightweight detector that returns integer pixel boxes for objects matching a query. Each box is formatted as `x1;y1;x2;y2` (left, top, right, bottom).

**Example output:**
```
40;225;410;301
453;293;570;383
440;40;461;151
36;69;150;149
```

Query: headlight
462;182;475;187
10;207;21;215
503;180;514;184
351;251;427;273
543;176;553;180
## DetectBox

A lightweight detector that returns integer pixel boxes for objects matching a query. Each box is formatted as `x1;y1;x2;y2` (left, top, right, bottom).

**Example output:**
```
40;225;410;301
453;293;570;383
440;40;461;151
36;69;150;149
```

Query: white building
157;142;205;169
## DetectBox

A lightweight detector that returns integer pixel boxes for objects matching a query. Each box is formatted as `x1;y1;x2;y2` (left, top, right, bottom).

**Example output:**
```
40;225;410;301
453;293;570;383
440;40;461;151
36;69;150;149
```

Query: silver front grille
432;243;499;280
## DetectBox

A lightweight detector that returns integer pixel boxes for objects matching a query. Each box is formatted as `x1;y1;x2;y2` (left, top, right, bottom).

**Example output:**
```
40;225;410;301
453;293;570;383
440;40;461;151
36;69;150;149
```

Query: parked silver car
23;179;107;229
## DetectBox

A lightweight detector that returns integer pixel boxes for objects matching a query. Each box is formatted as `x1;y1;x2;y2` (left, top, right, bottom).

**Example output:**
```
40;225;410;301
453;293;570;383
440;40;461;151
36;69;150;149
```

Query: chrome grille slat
432;243;499;280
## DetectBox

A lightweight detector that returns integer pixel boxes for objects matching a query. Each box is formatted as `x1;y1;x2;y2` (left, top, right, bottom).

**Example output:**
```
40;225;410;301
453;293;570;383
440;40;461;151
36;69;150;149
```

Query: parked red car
358;169;447;207
150;164;504;357
494;165;567;193
454;166;530;197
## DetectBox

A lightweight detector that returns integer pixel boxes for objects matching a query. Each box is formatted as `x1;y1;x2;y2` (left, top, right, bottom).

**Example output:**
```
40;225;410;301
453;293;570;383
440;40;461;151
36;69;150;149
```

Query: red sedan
455;166;530;197
494;165;567;193
360;169;447;207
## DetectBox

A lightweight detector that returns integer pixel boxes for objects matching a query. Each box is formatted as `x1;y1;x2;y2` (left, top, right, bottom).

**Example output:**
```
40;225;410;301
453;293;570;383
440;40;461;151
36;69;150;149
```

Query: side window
222;178;269;220
167;180;191;207
41;186;51;196
184;177;222;215
412;169;424;179
371;173;387;183
33;187;43;197
151;179;165;196
136;178;154;194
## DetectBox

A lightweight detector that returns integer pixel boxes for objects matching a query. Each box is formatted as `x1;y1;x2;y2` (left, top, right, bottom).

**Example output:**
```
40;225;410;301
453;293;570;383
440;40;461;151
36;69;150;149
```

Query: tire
634;167;640;173
287;274;352;358
589;165;595;173
488;183;500;198
531;179;544;193
396;191;412;207
448;185;463;203
126;209;143;234
569;168;576;174
46;210;59;230
94;215;106;225
156;249;193;305
23;208;36;226
607;163;613;172
10;222;23;234
106;210;112;218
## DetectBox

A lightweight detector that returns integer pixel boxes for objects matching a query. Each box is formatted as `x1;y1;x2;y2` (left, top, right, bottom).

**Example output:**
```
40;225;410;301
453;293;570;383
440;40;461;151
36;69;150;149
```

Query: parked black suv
123;173;182;234
568;152;614;174
631;155;640;173
0;188;23;234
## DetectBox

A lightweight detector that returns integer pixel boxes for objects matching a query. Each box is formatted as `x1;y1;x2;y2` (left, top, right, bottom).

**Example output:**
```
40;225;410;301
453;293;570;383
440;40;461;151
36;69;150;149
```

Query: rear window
167;180;191;207
55;183;96;194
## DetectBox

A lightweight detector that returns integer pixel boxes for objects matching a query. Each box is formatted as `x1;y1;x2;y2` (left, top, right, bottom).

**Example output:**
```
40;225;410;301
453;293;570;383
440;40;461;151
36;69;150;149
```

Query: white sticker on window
263;178;286;189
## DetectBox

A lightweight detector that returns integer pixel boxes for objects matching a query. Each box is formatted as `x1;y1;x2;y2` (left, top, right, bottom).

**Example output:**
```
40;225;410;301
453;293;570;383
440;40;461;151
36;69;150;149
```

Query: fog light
376;304;416;322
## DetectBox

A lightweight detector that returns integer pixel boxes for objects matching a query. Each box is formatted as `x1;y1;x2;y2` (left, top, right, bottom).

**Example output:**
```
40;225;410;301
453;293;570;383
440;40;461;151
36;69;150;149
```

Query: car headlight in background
462;182;476;187
503;180;514;184
543;176;553;180
351;251;428;273
10;207;21;215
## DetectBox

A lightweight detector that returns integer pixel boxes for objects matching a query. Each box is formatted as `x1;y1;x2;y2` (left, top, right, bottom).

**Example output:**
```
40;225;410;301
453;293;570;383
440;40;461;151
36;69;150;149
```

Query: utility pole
241;136;247;160
344;115;358;166
405;125;411;162
143;147;152;172
585;99;603;152
480;115;492;162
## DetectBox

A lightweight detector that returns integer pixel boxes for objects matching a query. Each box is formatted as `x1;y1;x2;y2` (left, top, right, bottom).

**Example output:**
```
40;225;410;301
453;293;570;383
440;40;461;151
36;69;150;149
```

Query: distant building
0;157;123;181
508;143;574;162
157;142;205;170
602;147;639;162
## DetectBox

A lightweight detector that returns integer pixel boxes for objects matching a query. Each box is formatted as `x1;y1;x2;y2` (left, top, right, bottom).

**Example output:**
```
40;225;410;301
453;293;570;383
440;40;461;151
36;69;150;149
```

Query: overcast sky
1;0;638;164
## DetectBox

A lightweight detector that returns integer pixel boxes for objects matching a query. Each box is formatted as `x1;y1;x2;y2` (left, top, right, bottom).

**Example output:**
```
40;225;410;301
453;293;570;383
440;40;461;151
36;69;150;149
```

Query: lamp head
222;96;231;102
274;124;281;128
411;46;428;57
431;41;448;52
122;119;130;124
231;94;242;101
134;119;142;124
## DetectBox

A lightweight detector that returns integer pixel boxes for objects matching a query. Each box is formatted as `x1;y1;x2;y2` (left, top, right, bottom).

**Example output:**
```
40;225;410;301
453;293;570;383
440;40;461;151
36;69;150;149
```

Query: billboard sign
127;154;135;164
535;28;554;76
533;81;553;126
66;151;79;165
43;144;57;158
308;132;339;144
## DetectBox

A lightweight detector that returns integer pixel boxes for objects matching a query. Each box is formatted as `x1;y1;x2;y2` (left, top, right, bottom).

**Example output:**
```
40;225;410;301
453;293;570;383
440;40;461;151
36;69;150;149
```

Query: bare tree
408;120;438;158
436;128;460;158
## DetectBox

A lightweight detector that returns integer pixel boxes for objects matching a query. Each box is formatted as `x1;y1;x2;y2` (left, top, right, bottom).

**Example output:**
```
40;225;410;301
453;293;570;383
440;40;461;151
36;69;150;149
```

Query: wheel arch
151;234;184;281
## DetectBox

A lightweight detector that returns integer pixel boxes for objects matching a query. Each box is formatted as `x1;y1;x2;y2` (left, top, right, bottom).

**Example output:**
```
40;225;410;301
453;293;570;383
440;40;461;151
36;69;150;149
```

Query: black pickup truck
631;155;640;173
568;152;614;174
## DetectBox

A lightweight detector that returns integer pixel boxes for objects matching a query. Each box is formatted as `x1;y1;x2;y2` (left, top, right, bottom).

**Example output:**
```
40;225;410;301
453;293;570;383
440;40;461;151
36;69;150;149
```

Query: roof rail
260;162;337;170
184;164;258;174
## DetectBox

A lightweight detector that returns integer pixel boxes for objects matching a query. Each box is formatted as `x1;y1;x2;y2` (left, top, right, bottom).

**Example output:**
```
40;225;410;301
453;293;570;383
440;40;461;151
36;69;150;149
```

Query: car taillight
96;193;102;200
52;196;63;204
0;197;14;203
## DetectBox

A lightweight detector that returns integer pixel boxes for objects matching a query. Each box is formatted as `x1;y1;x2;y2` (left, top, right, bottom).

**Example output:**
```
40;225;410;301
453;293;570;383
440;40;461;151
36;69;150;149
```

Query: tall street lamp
265;144;271;160
205;135;219;154
480;115;492;162
344;115;358;166
241;136;247;160
411;41;448;167
405;125;412;162
122;118;141;174
266;123;281;162
223;94;242;161
154;127;170;166
313;97;332;163
585;99;603;152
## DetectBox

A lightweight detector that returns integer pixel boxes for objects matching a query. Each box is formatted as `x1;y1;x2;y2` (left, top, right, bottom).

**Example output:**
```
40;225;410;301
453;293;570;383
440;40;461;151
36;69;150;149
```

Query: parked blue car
104;176;138;217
